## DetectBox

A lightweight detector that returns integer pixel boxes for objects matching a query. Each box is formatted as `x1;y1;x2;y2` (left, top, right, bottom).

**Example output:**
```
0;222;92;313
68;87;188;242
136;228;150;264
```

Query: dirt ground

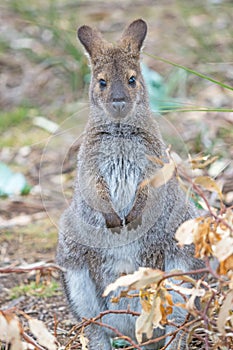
0;0;233;349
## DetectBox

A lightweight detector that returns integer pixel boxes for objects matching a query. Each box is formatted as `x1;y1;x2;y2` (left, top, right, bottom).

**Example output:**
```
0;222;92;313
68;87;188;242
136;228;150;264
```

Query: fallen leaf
0;311;23;350
217;290;233;335
79;333;89;350
28;318;57;350
0;312;9;343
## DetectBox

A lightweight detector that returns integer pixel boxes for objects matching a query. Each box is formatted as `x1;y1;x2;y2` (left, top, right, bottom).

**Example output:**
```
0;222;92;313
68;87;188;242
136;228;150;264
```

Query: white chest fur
98;138;146;219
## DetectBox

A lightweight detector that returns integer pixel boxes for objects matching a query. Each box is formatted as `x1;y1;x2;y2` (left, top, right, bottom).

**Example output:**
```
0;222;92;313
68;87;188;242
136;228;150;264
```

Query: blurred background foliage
1;0;232;148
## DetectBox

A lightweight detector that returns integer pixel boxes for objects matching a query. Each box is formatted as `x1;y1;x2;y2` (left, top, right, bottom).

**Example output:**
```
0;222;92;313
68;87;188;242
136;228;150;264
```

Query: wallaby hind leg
84;325;112;350
63;267;112;350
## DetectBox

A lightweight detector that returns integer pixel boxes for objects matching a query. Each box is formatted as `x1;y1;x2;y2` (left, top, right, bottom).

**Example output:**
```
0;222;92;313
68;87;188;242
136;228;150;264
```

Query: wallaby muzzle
108;80;131;118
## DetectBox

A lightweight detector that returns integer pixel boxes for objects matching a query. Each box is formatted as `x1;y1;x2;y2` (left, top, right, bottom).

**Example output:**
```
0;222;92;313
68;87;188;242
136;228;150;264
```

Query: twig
65;309;141;349
69;309;140;335
158;267;209;287
183;172;233;233
160;334;176;349
53;313;58;339
90;319;141;350
22;331;46;350
136;317;202;349
0;262;64;274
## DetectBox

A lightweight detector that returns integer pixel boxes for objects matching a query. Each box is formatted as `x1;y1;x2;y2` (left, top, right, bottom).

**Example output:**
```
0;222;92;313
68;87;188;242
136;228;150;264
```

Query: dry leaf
175;218;199;246
217;290;233;335
168;280;206;312
194;176;223;201
146;154;164;166
214;237;233;262
135;309;153;343
0;311;23;350
103;268;163;296
191;155;218;169
167;281;205;298
140;290;153;313
140;159;175;189
79;333;89;350
0;312;8;341
171;271;196;285
152;295;163;328
219;255;233;275
28;318;57;350
224;255;233;272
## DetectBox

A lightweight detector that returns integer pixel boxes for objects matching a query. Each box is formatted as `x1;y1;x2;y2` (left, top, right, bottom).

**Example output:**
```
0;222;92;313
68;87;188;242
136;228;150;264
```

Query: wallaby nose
112;101;126;114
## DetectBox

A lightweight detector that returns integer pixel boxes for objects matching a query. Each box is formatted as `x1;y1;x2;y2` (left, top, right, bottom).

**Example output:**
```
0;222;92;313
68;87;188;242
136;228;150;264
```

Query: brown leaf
171;271;197;285
217;290;233;335
214;237;233;262
0;312;8;341
140;159;175;189
219;255;233;275
146;154;164;166
140;290;153;313
194;176;223;200
152;295;163;328
191;155;218;169
0;311;23;350
28;318;57;350
135;309;154;343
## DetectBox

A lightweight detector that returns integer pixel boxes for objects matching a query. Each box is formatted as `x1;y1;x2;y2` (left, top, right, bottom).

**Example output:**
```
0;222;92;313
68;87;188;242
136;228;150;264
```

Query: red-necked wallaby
57;19;203;349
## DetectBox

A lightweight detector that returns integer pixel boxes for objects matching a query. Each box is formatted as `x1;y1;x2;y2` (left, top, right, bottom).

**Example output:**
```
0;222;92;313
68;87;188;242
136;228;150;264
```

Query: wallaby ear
120;19;147;52
77;25;105;57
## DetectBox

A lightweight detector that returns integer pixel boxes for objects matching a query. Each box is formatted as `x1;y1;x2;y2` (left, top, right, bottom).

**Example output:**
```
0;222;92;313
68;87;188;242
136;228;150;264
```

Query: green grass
9;280;61;299
0;107;30;132
145;52;233;92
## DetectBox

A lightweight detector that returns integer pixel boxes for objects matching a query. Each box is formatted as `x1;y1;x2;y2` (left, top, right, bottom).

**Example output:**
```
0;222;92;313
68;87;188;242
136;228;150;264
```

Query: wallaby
57;19;203;349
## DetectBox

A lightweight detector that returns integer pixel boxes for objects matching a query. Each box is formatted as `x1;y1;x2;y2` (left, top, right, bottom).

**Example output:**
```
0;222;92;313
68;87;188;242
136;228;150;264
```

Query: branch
158;267;209;287
181;171;233;233
0;262;64;274
65;309;141;350
89;319;141;350
136;317;202;349
22;331;46;350
69;308;140;335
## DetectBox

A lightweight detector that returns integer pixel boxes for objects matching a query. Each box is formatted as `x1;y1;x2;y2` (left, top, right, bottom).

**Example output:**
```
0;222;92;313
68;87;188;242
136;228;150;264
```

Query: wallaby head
77;19;148;120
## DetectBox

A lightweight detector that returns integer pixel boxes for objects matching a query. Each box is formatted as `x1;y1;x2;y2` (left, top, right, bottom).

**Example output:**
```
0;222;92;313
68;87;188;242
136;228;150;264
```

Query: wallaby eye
128;76;136;86
99;79;107;89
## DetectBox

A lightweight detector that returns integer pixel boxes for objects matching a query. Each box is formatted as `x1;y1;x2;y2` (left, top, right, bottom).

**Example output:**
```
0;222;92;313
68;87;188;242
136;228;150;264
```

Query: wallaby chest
99;136;146;219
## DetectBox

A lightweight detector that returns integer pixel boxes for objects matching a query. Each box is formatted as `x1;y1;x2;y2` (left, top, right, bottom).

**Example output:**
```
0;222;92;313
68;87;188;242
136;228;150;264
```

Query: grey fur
57;19;203;349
